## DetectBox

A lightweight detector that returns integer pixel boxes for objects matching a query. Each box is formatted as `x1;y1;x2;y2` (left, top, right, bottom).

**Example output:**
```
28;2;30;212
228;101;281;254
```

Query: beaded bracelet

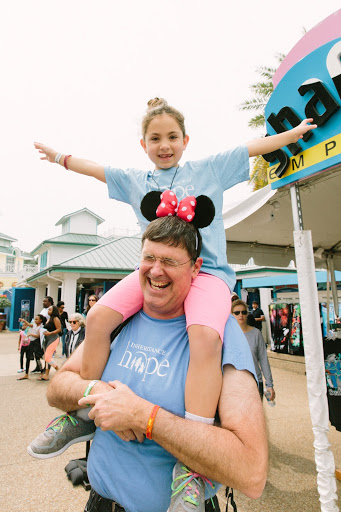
64;154;72;170
83;379;99;406
146;405;160;440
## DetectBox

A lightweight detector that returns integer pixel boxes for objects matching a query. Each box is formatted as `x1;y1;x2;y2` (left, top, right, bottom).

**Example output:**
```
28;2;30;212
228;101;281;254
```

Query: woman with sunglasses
65;314;86;358
231;299;275;402
84;294;99;316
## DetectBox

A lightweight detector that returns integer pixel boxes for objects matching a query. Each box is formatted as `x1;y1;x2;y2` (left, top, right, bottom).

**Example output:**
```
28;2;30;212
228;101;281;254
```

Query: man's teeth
150;280;169;289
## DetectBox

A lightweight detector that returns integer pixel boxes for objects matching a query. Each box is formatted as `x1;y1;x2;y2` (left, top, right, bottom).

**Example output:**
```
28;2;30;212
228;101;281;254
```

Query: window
40;251;48;270
6;256;15;273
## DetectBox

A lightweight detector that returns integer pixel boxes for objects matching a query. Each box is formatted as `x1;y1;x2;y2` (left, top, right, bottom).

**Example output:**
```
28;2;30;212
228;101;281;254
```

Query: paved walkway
0;330;340;511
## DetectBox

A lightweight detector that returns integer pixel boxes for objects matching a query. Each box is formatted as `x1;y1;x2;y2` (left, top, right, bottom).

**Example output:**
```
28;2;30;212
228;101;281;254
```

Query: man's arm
46;343;110;412
79;365;268;499
151;365;267;498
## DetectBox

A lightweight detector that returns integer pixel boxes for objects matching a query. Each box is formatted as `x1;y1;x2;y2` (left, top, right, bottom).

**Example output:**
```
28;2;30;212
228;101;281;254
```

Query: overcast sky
1;1;340;253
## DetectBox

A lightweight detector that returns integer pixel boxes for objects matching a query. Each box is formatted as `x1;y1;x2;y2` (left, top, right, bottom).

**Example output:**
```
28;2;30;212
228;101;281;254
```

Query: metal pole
290;184;339;511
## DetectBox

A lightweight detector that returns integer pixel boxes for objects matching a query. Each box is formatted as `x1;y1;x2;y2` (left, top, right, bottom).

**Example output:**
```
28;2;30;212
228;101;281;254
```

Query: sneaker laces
171;465;215;507
46;413;79;433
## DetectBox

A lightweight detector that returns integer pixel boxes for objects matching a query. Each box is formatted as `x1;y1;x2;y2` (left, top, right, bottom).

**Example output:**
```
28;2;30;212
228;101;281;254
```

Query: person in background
38;305;61;381
231;293;239;303
57;301;69;358
232;299;275;402
17;326;31;376
65;313;86;358
83;294;98;316
40;296;54;322
17;315;46;380
251;300;265;331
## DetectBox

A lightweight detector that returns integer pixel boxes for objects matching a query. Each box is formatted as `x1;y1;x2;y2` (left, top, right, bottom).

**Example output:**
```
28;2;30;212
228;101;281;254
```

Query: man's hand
78;380;149;444
34;142;58;163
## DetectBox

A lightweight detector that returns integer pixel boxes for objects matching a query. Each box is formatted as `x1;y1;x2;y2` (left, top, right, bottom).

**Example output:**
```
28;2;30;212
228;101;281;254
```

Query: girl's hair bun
147;97;168;110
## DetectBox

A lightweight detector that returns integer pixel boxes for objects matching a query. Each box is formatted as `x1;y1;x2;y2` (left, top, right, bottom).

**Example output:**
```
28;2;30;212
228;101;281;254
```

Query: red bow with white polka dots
156;190;197;222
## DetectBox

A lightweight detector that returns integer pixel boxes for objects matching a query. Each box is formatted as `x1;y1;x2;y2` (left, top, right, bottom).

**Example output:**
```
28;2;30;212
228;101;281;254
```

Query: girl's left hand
291;118;317;141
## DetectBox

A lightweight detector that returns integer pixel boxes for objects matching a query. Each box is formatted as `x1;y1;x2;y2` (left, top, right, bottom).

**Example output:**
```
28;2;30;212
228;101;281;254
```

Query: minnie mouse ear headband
140;190;215;229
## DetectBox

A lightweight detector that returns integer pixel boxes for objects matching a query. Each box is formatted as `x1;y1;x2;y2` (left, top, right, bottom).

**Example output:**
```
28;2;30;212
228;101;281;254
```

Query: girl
38;305;61;381
17;326;31;379
17;315;46;380
35;99;315;506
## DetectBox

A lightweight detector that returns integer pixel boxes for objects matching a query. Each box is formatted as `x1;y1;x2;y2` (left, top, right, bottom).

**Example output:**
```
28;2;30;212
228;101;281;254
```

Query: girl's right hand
34;142;58;163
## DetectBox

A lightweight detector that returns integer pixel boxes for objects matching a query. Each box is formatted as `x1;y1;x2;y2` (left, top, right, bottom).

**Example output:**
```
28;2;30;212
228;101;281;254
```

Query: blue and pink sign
265;10;341;189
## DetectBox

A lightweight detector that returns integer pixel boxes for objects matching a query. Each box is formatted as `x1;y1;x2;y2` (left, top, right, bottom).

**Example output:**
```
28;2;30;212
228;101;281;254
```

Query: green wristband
83;379;99;406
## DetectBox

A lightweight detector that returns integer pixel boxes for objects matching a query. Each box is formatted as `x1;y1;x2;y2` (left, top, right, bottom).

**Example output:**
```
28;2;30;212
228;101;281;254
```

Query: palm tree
240;54;284;190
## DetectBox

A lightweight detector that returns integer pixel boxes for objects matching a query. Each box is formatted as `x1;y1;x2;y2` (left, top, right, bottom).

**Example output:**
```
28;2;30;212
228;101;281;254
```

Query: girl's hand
34;142;58;163
44;331;50;337
290;118;317;142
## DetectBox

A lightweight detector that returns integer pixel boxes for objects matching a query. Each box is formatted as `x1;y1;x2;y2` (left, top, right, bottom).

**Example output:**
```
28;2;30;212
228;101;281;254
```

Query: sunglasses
233;310;248;316
69;320;79;324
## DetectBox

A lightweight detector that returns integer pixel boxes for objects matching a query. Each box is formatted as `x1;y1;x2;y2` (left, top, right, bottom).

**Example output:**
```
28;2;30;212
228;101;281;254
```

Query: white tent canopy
223;165;341;270
223;164;341;511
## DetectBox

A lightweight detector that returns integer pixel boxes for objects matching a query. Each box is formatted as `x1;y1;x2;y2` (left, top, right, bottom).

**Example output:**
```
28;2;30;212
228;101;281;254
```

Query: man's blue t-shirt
87;312;256;512
104;147;249;291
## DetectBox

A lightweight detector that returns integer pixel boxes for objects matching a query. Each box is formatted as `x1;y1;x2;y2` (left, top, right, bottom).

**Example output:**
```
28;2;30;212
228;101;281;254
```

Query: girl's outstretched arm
247;118;317;157
34;142;106;183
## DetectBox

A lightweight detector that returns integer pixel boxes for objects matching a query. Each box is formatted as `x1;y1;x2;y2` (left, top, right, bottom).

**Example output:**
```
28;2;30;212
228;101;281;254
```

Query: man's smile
149;278;170;290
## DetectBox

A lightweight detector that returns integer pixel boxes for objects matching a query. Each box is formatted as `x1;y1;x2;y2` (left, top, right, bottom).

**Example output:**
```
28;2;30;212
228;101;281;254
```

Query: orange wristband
146;405;160;440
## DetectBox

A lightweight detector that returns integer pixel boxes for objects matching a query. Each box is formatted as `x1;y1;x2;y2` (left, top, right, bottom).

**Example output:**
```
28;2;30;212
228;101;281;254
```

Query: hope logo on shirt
118;340;170;382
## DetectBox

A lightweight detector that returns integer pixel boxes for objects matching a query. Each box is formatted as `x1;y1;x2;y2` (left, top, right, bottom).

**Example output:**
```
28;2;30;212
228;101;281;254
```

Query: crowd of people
17;294;98;381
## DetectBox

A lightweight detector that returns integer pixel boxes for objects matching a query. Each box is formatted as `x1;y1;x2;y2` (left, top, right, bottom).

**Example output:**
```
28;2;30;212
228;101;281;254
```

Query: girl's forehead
146;113;181;133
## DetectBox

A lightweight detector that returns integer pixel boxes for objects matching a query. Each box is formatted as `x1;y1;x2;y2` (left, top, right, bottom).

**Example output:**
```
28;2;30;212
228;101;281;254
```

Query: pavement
0;329;340;512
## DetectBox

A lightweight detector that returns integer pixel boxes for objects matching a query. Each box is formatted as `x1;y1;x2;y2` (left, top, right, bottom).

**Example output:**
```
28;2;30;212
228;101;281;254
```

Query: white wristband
55;152;63;164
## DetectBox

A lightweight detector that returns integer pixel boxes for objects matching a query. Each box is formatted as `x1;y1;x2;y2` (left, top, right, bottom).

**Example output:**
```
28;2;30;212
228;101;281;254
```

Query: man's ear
140;139;147;153
192;257;203;279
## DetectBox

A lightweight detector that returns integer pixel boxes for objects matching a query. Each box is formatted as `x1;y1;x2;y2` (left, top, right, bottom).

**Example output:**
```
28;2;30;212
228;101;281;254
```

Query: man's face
42;297;50;308
252;302;258;310
139;239;202;320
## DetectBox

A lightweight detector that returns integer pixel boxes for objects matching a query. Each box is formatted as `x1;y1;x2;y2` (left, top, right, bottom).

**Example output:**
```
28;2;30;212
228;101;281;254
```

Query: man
251;301;265;331
40;296;54;321
47;217;267;512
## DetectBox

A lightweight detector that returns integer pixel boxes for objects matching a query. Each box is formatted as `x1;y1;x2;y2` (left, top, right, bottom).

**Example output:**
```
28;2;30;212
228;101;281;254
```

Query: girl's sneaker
17;369;24;373
168;462;215;511
27;413;96;459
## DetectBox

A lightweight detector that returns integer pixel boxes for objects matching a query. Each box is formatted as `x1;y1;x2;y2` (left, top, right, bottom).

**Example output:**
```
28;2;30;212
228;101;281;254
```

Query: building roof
30;233;108;255
59;236;141;270
0;232;17;242
55;208;105;227
27;235;142;281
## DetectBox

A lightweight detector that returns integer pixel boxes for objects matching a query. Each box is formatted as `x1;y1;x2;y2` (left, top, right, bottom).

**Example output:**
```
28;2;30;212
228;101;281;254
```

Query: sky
1;1;340;253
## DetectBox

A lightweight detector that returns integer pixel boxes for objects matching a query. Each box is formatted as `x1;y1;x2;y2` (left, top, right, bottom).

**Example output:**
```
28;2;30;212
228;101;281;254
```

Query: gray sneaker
168;461;213;512
27;413;96;459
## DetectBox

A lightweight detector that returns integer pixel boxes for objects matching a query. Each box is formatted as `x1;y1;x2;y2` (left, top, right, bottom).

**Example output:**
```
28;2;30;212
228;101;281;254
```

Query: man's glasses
233;310;248;316
141;254;192;268
69;320;79;324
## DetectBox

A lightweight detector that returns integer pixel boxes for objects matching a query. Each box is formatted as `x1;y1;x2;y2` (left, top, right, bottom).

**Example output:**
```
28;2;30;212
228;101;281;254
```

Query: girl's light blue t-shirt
104;146;249;291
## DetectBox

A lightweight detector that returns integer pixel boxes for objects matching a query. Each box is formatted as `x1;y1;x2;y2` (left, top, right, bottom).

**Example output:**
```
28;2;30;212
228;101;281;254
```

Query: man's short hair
252;300;259;306
45;296;54;305
142;216;202;262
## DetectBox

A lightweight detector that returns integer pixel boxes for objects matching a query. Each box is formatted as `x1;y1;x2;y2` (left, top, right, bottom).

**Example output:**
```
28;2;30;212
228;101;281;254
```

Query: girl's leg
81;270;143;379
184;273;231;419
40;339;60;379
20;346;24;370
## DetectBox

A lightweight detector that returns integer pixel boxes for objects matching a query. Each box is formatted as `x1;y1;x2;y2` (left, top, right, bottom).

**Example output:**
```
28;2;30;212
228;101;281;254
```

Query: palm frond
249;156;269;191
248;114;266;129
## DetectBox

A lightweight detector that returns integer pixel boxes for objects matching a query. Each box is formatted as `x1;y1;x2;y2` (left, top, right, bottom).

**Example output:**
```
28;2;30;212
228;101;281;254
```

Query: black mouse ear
140;191;162;221
192;195;215;229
